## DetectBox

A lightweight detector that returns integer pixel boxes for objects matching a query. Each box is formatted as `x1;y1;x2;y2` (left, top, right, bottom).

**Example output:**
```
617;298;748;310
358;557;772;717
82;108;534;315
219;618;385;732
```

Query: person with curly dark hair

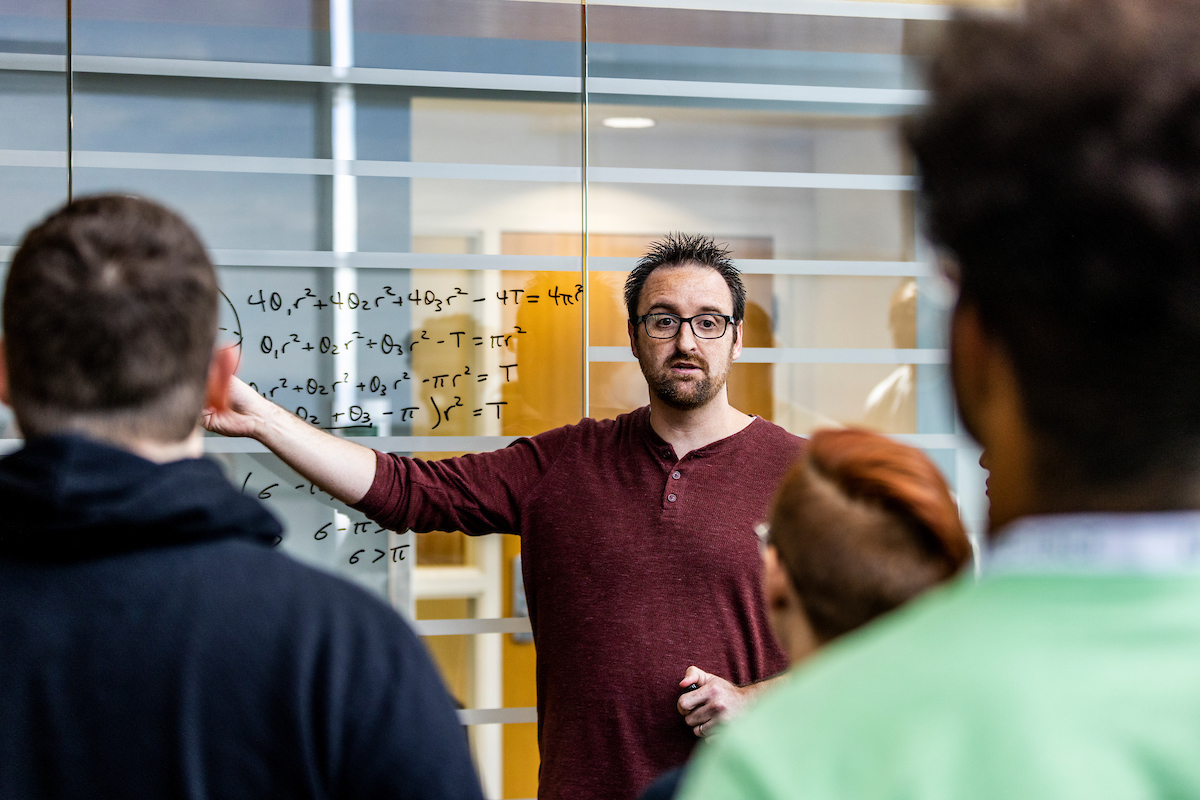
680;1;1200;797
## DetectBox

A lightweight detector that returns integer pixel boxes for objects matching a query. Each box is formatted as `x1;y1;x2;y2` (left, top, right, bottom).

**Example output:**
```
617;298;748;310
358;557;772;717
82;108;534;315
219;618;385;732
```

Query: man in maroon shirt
206;233;805;800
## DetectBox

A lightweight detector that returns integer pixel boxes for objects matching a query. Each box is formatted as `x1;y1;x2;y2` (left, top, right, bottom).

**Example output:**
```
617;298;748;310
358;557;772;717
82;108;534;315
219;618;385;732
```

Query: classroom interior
0;0;1014;796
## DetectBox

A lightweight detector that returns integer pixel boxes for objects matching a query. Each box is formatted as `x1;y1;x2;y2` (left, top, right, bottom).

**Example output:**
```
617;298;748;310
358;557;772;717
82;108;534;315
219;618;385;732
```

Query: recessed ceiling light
602;117;656;129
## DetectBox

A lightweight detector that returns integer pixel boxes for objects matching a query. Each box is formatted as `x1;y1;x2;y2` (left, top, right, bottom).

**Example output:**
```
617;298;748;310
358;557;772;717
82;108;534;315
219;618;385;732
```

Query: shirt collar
637;404;764;463
986;511;1200;575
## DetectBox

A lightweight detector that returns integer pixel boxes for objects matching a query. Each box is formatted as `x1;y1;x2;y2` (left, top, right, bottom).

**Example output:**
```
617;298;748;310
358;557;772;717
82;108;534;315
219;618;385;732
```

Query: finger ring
699;721;706;737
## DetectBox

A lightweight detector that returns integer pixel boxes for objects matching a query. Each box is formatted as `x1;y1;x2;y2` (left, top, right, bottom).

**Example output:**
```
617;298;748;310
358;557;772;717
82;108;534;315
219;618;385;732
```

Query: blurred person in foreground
0;195;482;800
680;1;1200;797
643;428;970;800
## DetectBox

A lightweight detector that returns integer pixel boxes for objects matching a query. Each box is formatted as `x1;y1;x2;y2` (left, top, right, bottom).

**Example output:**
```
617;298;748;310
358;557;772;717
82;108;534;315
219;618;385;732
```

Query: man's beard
640;353;731;411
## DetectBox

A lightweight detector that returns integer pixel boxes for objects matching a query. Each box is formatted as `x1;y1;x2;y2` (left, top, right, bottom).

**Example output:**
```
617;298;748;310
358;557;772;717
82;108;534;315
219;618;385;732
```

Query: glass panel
589;105;911;174
64;0;583;603
404;96;582;167
586;184;912;261
0;0;69;437
584;2;966;473
73;0;322;64
353;8;584;795
73;171;323;250
355;0;581;76
74;75;323;158
60;2;583;793
417;597;477;706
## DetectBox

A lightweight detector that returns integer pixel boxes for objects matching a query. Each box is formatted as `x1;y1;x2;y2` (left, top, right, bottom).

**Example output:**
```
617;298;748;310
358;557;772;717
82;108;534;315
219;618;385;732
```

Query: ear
0;340;10;407
951;300;1034;530
758;546;825;666
762;544;821;664
761;545;792;614
950;301;1024;449
949;301;989;443
731;319;744;361
628;319;640;360
205;345;239;413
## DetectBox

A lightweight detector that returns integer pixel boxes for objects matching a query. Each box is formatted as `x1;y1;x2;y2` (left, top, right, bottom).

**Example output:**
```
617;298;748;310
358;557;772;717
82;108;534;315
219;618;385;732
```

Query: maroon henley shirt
354;406;803;800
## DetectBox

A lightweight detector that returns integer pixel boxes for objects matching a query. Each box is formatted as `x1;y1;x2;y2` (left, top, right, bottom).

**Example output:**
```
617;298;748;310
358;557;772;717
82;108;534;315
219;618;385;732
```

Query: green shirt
679;571;1200;799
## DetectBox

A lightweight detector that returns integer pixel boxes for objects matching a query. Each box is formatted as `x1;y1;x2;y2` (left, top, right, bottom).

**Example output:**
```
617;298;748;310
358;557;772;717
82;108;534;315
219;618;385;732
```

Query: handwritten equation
255;328;526;360
224;272;571;432
246;368;511;430
245;283;583;315
240;471;410;567
274;395;509;431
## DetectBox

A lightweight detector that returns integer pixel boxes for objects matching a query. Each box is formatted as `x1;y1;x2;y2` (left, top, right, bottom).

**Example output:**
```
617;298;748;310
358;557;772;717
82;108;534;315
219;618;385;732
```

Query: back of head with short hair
906;0;1200;489
624;233;747;323
769;428;971;642
4;194;219;442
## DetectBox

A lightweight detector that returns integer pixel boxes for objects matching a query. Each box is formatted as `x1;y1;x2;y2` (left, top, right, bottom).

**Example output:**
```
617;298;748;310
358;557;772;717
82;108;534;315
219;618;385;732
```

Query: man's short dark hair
624;233;747;324
4;194;219;441
906;0;1200;488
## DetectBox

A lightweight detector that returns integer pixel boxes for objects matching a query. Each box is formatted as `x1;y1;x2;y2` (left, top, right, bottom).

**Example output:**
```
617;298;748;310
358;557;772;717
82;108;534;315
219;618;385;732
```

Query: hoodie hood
0;434;283;561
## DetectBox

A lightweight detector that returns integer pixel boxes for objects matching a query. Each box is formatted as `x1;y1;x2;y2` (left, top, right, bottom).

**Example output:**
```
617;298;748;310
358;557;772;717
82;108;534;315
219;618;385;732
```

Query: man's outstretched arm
204;375;377;505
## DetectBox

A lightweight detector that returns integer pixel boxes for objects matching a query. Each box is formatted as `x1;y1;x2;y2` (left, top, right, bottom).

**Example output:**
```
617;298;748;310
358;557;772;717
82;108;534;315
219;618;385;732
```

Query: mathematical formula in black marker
224;272;562;441
246;284;582;315
249;363;516;399
282;396;508;431
240;472;410;568
254;327;526;360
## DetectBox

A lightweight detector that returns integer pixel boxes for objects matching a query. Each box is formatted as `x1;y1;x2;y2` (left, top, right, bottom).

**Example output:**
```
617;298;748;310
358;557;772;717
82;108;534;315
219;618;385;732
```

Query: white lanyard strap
986;512;1200;575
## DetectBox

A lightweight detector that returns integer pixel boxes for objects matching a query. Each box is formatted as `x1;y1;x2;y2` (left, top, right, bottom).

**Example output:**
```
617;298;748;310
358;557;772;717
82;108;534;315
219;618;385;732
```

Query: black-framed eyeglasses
635;313;733;340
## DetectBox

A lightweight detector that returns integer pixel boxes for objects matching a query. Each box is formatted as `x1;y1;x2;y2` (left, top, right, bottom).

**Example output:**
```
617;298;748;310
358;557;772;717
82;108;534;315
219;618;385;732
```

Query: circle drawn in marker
217;288;244;371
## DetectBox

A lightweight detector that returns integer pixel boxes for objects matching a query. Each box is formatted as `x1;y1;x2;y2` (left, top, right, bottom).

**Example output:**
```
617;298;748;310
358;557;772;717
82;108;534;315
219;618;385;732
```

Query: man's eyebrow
645;302;730;315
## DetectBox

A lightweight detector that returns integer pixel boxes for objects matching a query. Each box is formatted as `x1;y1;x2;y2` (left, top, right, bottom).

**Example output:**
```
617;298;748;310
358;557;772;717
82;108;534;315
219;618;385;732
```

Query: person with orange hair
641;429;969;800
759;428;971;664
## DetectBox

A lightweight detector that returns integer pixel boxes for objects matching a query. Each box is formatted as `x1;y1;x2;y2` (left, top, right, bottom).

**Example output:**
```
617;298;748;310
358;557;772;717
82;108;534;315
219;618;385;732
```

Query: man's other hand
677;666;753;738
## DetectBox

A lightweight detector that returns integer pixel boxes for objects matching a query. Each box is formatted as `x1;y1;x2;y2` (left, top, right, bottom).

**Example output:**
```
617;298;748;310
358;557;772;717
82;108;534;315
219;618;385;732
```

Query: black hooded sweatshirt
0;435;483;800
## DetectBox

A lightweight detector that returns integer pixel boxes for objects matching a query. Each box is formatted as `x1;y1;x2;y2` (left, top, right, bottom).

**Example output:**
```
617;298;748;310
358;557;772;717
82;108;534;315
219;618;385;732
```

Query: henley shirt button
672;471;681;480
668;493;677;502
